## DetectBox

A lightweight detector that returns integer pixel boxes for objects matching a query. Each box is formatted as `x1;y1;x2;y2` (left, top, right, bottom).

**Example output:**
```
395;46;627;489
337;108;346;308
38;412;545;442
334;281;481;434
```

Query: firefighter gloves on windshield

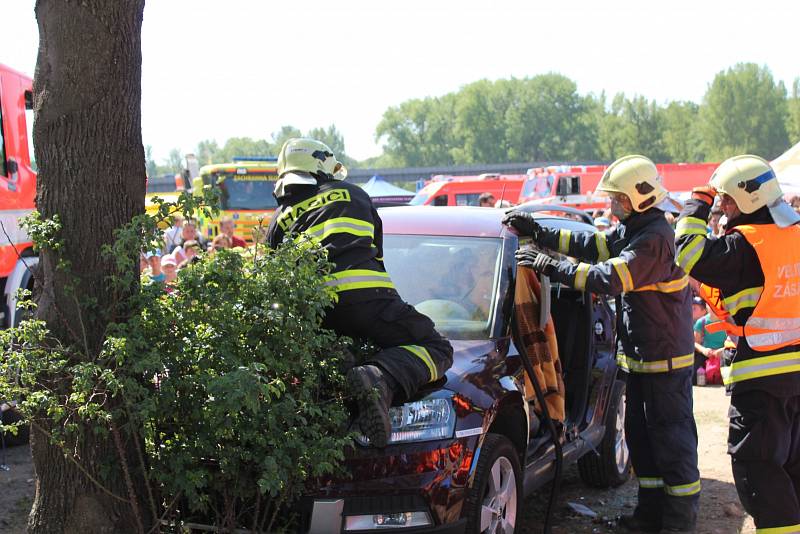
690;186;717;206
346;364;393;448
516;249;559;277
502;211;543;241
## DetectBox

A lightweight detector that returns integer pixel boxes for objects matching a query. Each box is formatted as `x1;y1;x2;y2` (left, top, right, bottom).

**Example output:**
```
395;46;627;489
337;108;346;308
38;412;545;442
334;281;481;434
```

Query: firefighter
675;155;800;531
505;155;699;533
265;138;453;448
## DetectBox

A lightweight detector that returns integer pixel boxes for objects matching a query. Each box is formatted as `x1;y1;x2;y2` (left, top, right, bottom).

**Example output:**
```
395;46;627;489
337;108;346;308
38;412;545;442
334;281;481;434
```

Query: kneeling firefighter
676;155;800;531
504;155;700;533
265;138;453;447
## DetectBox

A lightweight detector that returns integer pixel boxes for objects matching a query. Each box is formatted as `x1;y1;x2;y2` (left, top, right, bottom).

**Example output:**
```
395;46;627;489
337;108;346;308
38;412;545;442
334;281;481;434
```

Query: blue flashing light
232;156;278;163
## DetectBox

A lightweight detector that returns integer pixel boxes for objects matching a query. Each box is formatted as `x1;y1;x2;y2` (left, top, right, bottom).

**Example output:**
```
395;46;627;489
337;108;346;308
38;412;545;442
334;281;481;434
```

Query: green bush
0;196;354;532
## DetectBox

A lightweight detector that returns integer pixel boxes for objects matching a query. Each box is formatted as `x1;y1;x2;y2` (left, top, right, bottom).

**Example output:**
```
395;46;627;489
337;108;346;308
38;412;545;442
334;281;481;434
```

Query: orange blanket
513;266;566;423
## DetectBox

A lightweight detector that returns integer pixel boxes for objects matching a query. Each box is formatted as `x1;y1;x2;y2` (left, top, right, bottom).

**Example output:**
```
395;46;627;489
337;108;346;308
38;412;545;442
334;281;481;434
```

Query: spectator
790;195;800;214
219;216;247;248
161;255;178;284
209;234;232;253
179;240;202;267
478;192;496;207
164;214;184;253
139;252;149;273
694;303;726;385
146;250;165;283
171;219;207;255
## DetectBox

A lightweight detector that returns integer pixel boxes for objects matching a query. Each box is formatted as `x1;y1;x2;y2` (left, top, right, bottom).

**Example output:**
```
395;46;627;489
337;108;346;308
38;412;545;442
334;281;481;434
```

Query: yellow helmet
709;154;800;227
597;155;668;212
276;138;347;180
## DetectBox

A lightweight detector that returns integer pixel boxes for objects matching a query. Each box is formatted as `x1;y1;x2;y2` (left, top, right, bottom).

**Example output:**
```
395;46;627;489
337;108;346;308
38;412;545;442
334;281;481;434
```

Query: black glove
502;210;542;240
515;249;559;277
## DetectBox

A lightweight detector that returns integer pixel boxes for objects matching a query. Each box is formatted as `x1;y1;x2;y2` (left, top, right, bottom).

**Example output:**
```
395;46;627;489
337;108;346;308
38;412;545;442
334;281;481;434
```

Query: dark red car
304;206;629;534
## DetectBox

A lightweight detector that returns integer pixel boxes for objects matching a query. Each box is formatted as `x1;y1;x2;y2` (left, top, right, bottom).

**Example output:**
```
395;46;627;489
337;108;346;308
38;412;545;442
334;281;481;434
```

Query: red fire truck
519;162;720;211
0;62;37;328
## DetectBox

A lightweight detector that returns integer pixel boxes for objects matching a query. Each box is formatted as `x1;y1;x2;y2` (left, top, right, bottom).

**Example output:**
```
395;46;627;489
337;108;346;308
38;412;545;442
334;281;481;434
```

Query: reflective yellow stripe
675;217;708;238
722;351;800;385
665;479;701;497
305;217;374;242
722;286;762;315
631;275;689;293
757;524;800;533
595;232;610;262
638;477;664;488
401;344;437;381
325;269;396;293
676;235;706;273
617;353;694;374
610;258;634;292
558;229;571;254
574;262;591;291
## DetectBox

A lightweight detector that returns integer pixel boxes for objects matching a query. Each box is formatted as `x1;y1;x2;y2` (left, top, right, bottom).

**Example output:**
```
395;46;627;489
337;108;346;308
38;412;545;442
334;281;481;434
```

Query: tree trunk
30;1;151;532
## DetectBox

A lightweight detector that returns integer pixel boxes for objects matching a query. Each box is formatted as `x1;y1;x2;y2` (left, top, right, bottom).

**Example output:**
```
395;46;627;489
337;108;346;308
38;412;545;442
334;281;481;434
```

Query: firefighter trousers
728;390;800;530
625;369;700;530
322;297;454;400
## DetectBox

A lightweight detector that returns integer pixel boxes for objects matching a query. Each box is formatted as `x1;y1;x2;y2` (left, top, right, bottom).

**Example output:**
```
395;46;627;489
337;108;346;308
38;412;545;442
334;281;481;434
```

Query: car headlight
357;395;456;446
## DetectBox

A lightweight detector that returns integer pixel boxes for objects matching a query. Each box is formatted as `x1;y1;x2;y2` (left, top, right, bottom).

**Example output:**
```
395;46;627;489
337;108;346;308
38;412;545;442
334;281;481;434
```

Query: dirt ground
0;386;756;533
519;385;756;533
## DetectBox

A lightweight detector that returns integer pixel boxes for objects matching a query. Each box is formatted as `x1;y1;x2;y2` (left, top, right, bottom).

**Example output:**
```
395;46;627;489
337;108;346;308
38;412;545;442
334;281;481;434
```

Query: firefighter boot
617;514;662;533
347;365;393;448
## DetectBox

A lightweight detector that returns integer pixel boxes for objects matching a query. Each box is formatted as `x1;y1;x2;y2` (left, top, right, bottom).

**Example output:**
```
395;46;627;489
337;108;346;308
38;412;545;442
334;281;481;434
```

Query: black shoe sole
347;370;391;448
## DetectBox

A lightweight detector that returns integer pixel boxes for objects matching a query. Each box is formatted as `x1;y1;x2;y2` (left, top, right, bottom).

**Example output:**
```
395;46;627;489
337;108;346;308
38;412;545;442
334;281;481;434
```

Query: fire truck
519;162;720;211
0;62;37;328
191;158;279;244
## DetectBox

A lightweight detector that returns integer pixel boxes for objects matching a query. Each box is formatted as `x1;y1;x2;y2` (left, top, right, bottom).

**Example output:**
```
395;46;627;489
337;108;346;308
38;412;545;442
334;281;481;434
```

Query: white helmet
597;155;668;212
274;138;348;198
710;155;800;227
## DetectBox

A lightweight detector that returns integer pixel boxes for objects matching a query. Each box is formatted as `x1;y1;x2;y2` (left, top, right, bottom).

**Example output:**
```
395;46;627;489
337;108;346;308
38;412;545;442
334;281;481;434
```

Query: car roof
379;205;596;237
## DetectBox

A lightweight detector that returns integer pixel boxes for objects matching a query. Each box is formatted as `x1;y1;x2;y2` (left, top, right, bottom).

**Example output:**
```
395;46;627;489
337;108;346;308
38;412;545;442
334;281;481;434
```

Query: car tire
463;433;522;534
578;379;630;488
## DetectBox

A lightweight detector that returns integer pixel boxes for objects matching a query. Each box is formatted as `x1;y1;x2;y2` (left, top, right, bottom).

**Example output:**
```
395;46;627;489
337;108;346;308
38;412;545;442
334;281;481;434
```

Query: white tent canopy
773;141;800;196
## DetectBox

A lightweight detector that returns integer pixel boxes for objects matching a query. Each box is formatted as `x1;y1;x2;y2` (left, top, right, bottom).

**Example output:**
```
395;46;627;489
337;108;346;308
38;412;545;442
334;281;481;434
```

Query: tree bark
30;1;151;532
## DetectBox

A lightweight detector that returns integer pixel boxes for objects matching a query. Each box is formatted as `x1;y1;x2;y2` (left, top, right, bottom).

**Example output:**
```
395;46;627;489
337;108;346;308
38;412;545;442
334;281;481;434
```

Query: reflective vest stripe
610;258;634;292
748;317;800;330
595;232;610;262
756;523;800;533
665;480;701;497
401;344;437;381
747;329;800;351
722;286;762;315
306;217;374;241
676;235;706;273
324;269;395;292
675;217;708;238
638;477;664;488
631;275;689;293
616;353;694;373
574;262;591;291
558;229;571;254
721;351;800;385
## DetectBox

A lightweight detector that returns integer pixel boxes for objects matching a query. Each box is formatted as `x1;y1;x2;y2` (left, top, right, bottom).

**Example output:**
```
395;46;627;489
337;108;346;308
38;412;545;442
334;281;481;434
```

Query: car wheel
578;379;630;488
463;433;522;534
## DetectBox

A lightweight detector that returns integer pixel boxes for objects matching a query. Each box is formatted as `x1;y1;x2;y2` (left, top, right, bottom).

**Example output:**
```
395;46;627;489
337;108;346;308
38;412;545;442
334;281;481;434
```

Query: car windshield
383;235;503;340
408;192;429;206
216;174;278;210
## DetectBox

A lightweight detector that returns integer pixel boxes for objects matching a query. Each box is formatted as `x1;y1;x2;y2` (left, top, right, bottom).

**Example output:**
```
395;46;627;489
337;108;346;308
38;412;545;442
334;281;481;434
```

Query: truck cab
0;63;37;327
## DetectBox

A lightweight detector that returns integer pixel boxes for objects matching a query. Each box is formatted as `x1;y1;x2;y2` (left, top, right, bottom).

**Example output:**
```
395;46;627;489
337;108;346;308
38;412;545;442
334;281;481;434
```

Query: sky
2;0;799;163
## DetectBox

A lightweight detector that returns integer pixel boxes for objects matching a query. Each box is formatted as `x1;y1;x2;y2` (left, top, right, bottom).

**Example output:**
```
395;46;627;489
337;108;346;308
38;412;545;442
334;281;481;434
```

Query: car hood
412;339;514;410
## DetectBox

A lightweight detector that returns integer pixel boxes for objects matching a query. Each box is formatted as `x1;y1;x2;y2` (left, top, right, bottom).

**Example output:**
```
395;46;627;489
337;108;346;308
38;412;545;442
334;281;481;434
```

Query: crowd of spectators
140;215;249;289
